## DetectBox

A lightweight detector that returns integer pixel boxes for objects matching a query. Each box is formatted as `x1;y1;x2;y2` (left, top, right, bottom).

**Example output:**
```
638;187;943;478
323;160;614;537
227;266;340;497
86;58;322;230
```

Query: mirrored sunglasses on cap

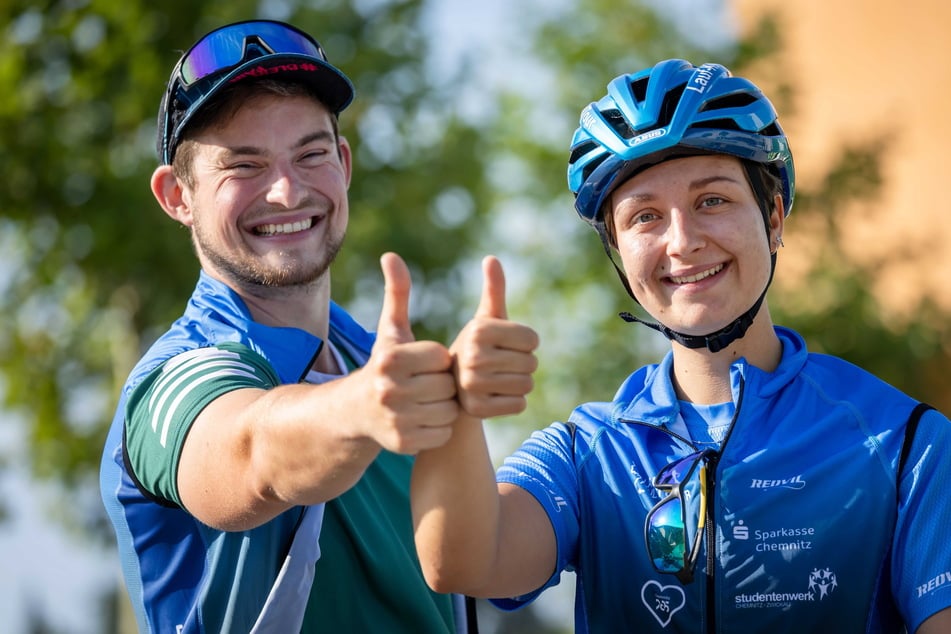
158;19;353;164
176;20;327;87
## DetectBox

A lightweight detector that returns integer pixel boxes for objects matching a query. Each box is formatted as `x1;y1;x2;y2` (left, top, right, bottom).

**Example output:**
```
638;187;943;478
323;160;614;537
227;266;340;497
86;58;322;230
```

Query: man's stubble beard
193;217;345;292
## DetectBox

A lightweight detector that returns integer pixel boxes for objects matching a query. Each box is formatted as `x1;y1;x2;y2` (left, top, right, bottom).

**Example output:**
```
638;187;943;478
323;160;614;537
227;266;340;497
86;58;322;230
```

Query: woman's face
609;155;783;337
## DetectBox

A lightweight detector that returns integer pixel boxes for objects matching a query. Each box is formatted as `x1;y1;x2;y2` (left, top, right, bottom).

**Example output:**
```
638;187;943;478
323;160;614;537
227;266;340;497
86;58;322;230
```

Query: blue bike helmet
567;60;796;353
568;59;794;225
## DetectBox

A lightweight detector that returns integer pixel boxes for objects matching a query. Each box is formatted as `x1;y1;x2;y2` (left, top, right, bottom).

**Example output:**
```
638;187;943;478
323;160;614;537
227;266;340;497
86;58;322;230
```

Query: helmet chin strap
618;264;773;353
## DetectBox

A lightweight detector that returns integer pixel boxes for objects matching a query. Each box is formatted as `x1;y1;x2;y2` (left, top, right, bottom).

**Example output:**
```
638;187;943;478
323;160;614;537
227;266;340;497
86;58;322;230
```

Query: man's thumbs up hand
451;256;539;420
375;252;416;346
359;253;458;454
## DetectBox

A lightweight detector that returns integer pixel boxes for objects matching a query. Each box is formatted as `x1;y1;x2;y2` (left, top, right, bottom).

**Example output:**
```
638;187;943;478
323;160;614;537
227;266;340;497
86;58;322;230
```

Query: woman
412;59;951;633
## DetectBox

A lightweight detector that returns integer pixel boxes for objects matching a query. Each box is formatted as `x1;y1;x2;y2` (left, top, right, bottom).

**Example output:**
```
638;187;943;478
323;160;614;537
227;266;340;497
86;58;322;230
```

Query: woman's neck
670;311;782;404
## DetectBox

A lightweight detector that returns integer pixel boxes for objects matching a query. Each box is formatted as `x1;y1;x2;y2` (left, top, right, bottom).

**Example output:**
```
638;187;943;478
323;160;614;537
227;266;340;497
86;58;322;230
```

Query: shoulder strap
897;403;935;480
464;596;479;633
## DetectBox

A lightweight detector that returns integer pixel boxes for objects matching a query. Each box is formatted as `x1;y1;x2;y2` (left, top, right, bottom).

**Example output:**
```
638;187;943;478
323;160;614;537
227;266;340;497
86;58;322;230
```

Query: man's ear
151;165;194;226
338;135;353;188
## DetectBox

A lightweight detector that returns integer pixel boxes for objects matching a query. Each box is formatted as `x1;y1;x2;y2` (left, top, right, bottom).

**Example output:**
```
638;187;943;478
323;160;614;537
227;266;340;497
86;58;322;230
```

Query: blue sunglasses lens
647;496;687;573
179;21;324;86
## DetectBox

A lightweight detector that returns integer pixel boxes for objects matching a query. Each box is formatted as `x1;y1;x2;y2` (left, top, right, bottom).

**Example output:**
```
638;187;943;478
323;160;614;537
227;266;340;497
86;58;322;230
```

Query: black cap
156;20;355;164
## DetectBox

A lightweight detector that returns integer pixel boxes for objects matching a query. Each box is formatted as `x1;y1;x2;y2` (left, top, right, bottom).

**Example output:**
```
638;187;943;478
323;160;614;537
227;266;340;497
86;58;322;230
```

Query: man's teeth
255;218;313;236
671;264;724;284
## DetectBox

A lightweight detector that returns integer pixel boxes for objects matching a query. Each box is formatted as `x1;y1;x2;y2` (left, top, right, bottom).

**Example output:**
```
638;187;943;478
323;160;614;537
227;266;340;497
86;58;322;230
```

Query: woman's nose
666;208;704;255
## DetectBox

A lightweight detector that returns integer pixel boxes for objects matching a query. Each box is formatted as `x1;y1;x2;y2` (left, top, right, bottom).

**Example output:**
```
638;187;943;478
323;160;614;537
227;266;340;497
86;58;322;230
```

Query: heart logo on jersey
641;580;686;628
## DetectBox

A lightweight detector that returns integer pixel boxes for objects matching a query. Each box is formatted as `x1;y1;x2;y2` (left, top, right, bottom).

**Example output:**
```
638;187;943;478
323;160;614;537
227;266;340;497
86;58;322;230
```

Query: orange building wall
732;0;951;323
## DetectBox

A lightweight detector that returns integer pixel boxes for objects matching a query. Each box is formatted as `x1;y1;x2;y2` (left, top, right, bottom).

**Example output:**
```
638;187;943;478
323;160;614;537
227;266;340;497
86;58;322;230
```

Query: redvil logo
749;475;806;490
918;571;951;598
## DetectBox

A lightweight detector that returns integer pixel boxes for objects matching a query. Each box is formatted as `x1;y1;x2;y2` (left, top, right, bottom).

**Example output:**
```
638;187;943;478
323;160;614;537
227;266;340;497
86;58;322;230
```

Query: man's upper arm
124;342;279;506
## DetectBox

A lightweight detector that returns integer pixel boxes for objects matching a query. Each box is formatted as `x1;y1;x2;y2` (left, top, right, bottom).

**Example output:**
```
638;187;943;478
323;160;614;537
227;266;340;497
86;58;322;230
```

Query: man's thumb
376;252;415;345
476;255;507;320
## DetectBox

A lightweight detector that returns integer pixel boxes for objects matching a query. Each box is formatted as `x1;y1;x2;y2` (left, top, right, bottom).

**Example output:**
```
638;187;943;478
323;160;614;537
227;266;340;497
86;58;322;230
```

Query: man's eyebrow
220;131;336;157
295;130;335;149
221;145;263;157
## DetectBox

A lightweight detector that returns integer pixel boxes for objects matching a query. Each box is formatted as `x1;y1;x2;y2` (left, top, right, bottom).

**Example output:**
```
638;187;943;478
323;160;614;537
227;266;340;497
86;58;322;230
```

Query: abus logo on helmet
632;129;665;146
686;63;718;94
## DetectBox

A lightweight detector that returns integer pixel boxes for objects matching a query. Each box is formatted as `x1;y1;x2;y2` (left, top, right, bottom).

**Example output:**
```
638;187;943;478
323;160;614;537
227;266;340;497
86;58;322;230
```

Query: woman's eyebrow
688;174;743;190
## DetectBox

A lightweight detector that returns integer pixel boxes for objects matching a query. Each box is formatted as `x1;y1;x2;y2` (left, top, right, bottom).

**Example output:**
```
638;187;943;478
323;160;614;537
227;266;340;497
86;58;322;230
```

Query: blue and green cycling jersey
100;271;460;633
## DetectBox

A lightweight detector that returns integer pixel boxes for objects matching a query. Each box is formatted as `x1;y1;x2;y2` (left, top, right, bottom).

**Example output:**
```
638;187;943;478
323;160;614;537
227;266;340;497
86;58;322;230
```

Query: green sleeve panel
124;342;281;507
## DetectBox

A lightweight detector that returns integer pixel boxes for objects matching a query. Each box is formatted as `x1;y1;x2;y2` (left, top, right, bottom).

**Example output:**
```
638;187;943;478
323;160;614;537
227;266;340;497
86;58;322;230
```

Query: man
99;20;537;633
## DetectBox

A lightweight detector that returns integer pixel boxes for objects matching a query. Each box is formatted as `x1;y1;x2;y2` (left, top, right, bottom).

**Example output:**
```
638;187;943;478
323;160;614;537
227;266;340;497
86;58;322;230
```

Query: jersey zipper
703;375;745;633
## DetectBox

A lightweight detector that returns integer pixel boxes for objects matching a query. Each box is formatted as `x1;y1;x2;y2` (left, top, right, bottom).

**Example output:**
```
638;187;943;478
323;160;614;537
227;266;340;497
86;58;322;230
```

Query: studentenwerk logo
735;568;839;610
808;568;838;599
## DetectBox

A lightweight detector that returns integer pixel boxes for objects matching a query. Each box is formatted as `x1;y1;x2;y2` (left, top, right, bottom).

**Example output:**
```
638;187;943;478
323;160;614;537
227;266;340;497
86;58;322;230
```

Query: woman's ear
151;165;194;227
769;193;785;251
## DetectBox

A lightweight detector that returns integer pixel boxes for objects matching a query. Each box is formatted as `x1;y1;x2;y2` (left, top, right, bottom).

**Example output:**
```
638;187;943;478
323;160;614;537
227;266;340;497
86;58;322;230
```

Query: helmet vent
569;140;600;164
629;76;649;103
699;92;758;113
690;118;741;132
580;153;609;183
601;108;635;139
658;83;687;128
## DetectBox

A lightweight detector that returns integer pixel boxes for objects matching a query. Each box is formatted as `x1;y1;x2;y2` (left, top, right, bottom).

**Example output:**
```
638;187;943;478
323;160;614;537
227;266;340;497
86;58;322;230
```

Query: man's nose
265;165;306;208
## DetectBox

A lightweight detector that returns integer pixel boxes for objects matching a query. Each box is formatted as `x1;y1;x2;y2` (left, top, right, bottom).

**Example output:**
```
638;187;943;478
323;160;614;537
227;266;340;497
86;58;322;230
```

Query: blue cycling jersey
494;327;951;633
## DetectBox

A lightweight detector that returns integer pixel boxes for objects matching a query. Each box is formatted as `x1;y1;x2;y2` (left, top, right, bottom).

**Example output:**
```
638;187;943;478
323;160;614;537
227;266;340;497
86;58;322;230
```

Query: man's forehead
198;99;335;151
